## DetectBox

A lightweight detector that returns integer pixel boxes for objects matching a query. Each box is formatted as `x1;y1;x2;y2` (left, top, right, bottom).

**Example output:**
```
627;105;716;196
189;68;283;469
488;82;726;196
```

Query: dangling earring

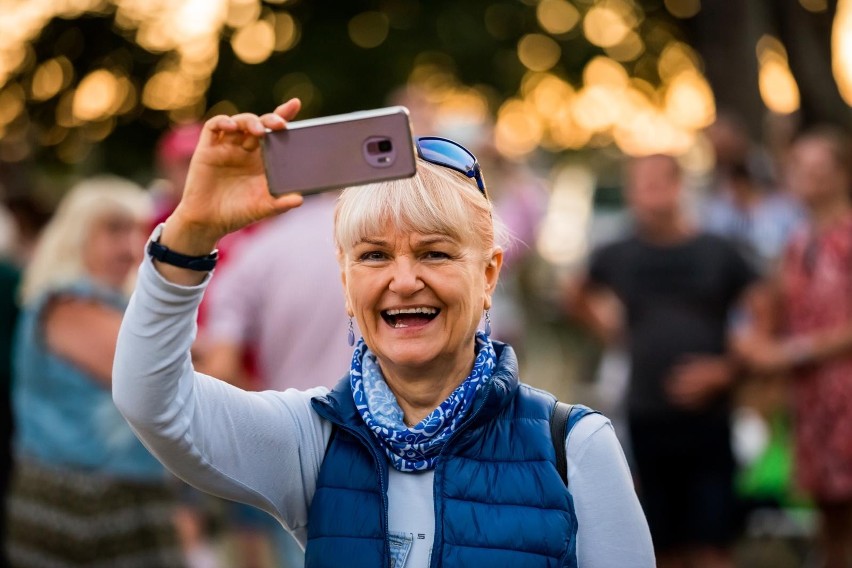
347;317;355;347
484;310;492;337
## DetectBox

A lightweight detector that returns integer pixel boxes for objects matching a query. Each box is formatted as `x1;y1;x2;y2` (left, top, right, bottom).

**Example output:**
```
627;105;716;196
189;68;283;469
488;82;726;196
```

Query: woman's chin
373;337;448;371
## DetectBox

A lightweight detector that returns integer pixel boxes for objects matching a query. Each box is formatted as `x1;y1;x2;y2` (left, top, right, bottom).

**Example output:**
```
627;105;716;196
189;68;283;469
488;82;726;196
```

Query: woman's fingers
206;113;264;146
210;113;264;151
230;113;266;137
204;100;300;140
274;98;302;121
206;114;239;134
260;113;287;130
271;192;304;214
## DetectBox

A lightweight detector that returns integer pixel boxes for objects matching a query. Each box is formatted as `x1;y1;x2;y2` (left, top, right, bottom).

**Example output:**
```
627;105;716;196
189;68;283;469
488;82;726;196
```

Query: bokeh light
232;20;275;64
757;35;801;114
495;98;544;158
583;1;636;49
30;58;71;101
537;0;581;35
348;11;390;49
665;0;702;19
72;69;123;122
833;0;852;105
800;0;829;13
225;0;260;29
517;34;562;72
664;70;715;129
0;84;25;128
658;42;702;83
605;31;645;62
537;165;595;267
274;12;300;51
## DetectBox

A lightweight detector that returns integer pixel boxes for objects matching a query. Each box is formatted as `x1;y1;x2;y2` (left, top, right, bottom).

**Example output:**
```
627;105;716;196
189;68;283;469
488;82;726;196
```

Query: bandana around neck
349;331;497;472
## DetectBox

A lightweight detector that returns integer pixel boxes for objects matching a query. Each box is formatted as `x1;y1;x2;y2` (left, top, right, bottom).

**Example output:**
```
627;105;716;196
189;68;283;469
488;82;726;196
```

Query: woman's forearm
112;256;331;532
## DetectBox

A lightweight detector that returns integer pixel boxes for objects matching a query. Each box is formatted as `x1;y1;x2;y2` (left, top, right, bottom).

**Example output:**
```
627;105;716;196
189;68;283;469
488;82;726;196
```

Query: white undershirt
387;469;435;567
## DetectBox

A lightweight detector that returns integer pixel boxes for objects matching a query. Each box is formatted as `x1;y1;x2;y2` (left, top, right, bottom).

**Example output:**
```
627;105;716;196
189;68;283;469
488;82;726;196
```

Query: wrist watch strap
147;223;219;271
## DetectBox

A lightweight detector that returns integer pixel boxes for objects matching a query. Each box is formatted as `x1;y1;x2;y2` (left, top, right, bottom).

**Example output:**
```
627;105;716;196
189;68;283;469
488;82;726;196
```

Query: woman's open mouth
381;307;440;328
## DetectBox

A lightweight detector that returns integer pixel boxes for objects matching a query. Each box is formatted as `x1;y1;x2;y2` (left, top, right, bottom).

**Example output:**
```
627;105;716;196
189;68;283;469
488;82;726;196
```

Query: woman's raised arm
155;100;305;286
112;101;332;540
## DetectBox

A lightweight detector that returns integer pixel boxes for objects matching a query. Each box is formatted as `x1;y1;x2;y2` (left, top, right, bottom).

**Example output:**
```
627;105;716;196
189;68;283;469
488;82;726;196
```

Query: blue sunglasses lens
417;138;477;173
416;137;487;197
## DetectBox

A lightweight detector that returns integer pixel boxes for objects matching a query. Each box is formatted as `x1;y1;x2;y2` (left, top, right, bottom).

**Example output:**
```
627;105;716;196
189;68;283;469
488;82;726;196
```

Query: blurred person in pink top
200;192;352;393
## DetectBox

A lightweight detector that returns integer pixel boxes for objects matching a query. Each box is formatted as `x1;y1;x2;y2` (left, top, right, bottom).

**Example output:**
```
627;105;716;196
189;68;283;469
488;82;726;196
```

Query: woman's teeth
382;307;440;327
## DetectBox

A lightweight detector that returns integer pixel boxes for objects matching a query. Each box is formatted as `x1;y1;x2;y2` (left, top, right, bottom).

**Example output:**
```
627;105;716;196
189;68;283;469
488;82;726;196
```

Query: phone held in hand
262;106;417;196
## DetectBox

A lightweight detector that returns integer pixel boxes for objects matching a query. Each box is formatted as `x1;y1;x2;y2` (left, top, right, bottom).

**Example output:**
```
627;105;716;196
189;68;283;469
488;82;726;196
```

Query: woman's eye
359;251;386;261
424;250;451;260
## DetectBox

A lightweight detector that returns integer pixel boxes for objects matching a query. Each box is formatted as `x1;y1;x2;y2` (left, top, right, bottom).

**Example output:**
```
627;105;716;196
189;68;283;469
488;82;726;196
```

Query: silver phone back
262;106;417;195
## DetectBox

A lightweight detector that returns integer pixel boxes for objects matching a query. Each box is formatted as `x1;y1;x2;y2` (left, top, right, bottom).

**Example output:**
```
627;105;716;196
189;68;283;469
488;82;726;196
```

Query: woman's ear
339;262;354;317
483;247;503;310
341;280;354;318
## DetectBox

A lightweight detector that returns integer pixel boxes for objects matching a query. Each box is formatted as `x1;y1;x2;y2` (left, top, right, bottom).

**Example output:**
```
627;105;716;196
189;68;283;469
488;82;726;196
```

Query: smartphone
262;106;417;196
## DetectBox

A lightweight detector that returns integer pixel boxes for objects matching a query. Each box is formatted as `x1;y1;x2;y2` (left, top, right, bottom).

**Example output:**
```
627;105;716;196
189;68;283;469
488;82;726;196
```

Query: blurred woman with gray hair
5;177;184;567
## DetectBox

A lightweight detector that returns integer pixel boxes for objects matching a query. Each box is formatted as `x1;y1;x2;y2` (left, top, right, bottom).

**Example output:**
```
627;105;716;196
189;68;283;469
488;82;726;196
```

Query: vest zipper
428;379;497;568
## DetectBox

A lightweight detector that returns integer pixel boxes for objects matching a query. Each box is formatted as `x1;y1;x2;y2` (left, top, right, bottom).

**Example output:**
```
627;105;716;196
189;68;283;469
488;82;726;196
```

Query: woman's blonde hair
334;158;506;261
20;176;151;304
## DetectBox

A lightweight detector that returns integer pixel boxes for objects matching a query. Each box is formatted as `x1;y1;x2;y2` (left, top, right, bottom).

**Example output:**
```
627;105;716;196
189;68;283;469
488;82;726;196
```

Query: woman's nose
387;258;423;296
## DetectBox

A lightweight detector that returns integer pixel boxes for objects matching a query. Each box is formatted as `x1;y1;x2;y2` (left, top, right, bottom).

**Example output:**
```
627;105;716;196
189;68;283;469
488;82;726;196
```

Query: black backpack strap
550;401;573;486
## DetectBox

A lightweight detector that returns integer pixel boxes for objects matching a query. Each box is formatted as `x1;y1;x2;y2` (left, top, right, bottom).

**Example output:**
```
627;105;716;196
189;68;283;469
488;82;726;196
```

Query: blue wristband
147;224;218;272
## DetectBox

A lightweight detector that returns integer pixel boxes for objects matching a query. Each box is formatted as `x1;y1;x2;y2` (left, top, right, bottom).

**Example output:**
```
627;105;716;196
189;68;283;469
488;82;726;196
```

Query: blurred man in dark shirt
569;154;759;568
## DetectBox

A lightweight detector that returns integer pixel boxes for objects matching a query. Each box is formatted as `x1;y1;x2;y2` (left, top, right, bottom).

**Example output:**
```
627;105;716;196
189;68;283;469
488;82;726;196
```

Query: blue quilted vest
307;342;595;568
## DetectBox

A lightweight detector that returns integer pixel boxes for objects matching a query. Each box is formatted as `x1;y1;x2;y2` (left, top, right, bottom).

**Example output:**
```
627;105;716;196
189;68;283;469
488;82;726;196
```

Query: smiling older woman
113;100;654;567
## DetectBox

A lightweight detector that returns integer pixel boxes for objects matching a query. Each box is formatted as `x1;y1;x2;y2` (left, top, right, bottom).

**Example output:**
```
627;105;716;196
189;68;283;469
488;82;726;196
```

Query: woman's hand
162;99;305;255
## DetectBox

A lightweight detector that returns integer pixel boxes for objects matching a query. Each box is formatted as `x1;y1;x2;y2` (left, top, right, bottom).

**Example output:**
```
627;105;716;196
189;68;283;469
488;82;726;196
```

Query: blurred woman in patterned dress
737;127;852;568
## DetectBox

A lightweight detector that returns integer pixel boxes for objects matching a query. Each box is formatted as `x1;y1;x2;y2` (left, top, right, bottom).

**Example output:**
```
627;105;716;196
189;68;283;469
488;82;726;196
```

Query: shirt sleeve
112;256;332;543
566;413;655;567
586;244;615;290
723;238;760;299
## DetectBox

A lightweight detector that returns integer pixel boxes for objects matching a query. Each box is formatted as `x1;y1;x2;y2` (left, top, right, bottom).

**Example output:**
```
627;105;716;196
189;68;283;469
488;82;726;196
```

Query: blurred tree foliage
6;0;671;184
16;0;600;181
1;0;850;194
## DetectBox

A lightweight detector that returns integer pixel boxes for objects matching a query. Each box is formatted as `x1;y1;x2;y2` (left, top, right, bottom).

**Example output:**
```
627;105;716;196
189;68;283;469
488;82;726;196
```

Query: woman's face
83;212;147;290
342;223;501;375
786;137;849;207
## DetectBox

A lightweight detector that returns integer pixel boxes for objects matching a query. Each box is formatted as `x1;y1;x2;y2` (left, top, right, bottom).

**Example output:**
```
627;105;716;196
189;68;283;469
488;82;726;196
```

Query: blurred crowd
561;114;852;568
0;104;851;568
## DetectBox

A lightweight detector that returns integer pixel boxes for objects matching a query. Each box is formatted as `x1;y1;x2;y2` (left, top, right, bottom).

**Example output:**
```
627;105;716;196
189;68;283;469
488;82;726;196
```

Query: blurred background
1;0;847;192
2;1;852;567
1;0;845;373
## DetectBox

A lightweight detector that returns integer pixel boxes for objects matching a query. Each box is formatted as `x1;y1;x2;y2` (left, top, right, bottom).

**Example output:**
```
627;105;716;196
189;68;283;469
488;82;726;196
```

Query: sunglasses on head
415;136;488;200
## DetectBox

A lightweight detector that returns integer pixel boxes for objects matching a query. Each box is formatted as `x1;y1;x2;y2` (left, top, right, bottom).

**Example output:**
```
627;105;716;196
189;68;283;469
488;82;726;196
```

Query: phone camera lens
378;140;392;153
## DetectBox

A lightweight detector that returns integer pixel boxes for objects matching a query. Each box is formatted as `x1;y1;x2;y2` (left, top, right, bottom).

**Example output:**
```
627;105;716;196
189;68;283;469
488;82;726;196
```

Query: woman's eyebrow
416;235;455;246
355;237;389;247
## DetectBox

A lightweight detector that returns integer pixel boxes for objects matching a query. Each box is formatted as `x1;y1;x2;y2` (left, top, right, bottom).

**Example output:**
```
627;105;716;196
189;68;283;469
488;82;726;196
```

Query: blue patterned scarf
350;332;497;472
